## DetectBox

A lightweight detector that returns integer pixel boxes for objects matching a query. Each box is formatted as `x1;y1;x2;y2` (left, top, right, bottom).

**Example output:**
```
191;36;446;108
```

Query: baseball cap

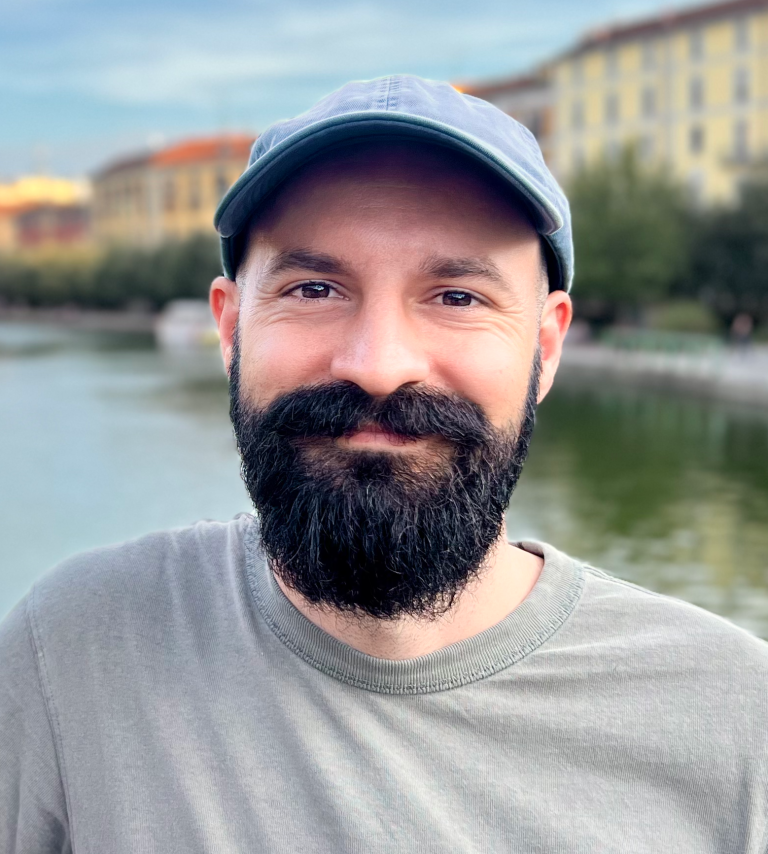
214;74;573;292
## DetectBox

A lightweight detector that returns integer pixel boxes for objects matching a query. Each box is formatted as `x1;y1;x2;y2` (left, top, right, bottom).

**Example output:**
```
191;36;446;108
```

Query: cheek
238;322;334;406
434;332;536;428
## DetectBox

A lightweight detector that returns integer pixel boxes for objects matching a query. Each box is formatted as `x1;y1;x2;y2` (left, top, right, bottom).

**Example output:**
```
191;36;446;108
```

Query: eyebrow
260;249;351;283
419;255;507;288
255;248;510;291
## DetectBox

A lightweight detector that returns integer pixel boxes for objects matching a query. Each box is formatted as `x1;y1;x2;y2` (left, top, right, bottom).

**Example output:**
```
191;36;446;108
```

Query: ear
537;290;573;403
209;276;240;375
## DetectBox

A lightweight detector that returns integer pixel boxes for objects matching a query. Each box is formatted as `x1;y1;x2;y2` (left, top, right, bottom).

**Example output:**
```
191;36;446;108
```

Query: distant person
731;312;754;350
2;76;767;854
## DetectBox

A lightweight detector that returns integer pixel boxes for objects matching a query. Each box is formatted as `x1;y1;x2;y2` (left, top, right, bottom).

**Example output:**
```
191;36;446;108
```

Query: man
1;76;767;853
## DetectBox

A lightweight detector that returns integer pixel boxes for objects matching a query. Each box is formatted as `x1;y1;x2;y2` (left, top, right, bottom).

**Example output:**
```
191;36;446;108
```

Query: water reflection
509;381;768;637
1;322;767;638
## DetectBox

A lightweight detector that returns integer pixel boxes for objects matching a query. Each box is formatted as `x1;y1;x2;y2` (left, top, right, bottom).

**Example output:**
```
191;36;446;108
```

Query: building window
733;120;749;162
604;139;620;162
571;100;584;130
163;177;176;212
734;67;750;104
641;86;656;118
639;135;655;162
689;125;705;154
572;58;584;84
734;18;750;52
689;76;704;111
605;47;619;78
689;28;704;60
605;92;619;125
528;111;543;140
687;169;705;205
216;170;229;199
642;39;657;70
132;180;144;213
189;172;201;210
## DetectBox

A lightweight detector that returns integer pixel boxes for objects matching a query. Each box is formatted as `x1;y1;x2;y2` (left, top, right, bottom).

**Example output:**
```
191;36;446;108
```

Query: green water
2;322;768;638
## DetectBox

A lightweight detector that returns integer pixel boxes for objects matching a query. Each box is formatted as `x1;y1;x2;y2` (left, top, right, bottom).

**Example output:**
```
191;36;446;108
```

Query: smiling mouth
339;424;421;449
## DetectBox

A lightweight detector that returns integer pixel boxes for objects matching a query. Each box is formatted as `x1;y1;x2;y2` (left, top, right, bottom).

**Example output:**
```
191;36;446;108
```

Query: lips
341;422;420;448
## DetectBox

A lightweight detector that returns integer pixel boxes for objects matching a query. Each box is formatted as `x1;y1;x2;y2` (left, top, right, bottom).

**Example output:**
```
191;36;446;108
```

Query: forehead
239;140;540;263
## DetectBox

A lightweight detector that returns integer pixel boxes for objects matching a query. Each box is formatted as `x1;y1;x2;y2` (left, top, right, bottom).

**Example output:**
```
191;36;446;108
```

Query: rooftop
458;72;550;99
95;133;255;177
571;0;768;55
150;134;254;167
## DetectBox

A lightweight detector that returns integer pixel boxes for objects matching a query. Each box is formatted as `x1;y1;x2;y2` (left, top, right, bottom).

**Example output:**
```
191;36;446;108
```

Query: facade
551;0;768;202
460;72;555;164
92;134;254;246
14;205;91;250
0;176;91;253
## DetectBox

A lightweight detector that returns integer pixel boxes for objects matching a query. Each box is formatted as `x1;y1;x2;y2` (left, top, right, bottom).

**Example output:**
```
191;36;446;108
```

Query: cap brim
215;112;566;289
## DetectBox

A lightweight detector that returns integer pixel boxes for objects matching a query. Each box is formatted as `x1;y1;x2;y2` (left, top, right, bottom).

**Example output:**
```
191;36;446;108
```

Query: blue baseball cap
214;74;573;291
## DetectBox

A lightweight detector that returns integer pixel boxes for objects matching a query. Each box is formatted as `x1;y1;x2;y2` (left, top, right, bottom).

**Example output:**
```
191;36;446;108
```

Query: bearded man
2;76;767;854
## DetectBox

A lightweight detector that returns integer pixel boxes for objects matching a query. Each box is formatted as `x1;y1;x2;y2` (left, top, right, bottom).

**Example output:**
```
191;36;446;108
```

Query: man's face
211;142;572;618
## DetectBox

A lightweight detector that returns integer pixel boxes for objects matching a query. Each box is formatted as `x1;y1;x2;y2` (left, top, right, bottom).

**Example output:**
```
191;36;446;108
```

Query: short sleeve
0;594;71;854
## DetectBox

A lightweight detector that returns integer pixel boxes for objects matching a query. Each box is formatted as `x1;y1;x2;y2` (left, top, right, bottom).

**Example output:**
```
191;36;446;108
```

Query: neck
272;523;543;660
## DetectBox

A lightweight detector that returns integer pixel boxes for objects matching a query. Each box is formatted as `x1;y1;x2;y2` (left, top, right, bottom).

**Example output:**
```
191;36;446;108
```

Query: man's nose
329;301;431;397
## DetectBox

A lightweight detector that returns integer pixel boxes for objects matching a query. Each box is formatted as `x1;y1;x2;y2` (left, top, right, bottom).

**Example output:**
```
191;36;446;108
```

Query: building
551;0;768;202
460;71;555;164
465;0;768;203
14;205;91;251
92;134;254;246
0;176;91;253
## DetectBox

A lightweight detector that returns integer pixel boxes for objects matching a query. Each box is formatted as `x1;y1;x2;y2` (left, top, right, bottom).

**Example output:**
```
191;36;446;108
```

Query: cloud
0;0;706;173
0;0;576;110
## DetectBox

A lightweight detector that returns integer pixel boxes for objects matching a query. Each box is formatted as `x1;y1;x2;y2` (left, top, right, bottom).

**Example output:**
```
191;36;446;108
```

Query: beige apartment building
92;134;253;246
554;0;768;202
469;0;768;204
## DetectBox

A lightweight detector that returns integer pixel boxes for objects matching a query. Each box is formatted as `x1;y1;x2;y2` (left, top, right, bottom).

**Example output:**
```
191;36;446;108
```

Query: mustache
232;381;496;449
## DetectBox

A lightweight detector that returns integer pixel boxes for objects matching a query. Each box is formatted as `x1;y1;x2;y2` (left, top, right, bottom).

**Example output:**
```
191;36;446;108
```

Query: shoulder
531;540;766;646
581;559;768;657
22;515;255;649
527;544;768;760
528;541;768;689
545;545;768;707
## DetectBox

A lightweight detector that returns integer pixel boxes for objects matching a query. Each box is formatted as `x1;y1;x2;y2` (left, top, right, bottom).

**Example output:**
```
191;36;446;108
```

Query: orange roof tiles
96;133;256;178
150;134;254;167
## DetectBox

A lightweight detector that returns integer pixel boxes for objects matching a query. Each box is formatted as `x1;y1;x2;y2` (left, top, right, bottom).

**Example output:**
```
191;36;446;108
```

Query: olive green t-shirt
1;514;767;853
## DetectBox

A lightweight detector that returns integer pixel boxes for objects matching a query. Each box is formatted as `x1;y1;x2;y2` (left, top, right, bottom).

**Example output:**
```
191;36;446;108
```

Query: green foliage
568;147;691;316
0;234;221;310
646;299;719;334
686;177;768;325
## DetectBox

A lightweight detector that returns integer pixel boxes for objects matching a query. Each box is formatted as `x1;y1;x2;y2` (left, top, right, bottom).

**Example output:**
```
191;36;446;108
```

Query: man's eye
441;291;476;307
295;282;335;299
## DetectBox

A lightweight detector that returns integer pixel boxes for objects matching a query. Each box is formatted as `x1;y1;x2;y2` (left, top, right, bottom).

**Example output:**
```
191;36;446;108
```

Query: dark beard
230;335;540;620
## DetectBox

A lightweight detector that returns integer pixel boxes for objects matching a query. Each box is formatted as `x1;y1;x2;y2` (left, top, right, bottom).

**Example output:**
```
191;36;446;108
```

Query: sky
2;0;705;178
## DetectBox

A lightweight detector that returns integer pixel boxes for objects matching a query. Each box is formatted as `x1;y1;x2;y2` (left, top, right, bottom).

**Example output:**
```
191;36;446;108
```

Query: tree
0;234;221;310
568;147;691;323
687;176;768;326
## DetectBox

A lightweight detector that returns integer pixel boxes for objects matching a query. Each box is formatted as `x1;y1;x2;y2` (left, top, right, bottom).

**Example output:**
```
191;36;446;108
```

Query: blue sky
2;0;703;177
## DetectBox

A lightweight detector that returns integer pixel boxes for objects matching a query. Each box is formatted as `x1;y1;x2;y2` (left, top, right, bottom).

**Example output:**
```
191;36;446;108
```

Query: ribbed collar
244;519;584;694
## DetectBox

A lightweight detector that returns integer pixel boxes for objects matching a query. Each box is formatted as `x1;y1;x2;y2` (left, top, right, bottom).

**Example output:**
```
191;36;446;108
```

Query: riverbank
0;305;156;332
560;341;768;408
